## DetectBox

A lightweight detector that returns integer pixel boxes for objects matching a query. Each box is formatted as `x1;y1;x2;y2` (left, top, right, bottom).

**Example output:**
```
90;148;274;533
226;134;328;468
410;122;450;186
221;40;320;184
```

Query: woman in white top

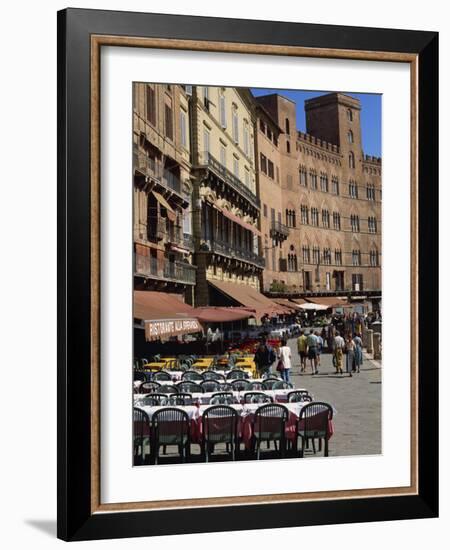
278;338;292;384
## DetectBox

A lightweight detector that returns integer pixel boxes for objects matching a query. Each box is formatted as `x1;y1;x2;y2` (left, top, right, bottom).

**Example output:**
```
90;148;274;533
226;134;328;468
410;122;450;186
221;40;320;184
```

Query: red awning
219;208;261;236
193;306;256;323
208;280;289;318
134;291;203;341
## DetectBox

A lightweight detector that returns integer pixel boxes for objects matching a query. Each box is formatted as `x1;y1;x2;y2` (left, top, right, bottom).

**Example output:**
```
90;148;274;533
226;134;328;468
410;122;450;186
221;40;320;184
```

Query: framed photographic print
57;8;438;541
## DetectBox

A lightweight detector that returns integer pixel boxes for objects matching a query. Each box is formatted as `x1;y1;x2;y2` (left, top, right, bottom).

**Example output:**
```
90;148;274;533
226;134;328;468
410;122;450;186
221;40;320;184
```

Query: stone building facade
255;92;382;297
132;85;382;307
132;83;196;303
190;86;264;306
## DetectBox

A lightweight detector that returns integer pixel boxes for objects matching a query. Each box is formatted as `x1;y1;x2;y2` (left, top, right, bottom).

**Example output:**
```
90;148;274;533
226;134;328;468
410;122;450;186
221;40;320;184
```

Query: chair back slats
200;380;222;393
139;393;170;406
157;384;179;394
210;392;235;405
243;392;273;404
202;405;238;444
231;379;251;392
287;390;312;403
260;378;280;390
139;381;161;393
152;407;190;446
298;402;333;438
133;407;151;464
182;370;204;382
272;381;294;390
226;369;248;380
153;370;172;381
177;381;204;394
254;403;288;441
167;393;193;406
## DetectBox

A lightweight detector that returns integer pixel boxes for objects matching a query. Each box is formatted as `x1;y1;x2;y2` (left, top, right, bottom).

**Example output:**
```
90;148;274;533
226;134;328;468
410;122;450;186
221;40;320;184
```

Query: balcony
206;239;265;268
164;261;197;284
133;148;182;195
197;151;260;209
135;254;196;285
270;221;290;241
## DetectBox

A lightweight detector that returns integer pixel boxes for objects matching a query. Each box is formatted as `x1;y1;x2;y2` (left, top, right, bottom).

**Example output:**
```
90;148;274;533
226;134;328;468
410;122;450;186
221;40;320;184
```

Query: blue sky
251;88;382;158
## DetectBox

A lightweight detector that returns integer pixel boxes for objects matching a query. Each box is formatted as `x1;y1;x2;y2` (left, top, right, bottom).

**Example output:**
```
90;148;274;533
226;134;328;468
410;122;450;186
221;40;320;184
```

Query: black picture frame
57;8;438;541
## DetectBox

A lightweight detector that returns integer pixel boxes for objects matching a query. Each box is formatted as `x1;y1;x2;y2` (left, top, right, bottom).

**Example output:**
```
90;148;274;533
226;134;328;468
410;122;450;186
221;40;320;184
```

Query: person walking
315;330;323;371
253;337;276;378
333;331;345;375
277;338;292;384
306;330;319;375
296;330;308;372
353;332;363;373
345;334;356;377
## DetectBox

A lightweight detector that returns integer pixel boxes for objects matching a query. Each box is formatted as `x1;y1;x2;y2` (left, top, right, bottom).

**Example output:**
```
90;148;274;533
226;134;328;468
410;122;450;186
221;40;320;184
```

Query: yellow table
192;358;214;369
142;362;167;371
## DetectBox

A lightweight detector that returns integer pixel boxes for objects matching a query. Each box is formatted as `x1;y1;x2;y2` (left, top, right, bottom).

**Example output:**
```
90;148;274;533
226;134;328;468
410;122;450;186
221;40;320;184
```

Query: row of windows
298;207;377;234
297;168;377;200
289;246;379;268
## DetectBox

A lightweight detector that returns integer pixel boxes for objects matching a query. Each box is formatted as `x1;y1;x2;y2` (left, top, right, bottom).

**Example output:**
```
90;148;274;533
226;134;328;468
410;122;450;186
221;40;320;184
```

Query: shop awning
208;280;289;318
272;298;303;311
134;291;203;341
219;208;262;237
298;302;328;311
306;297;348;308
152;190;176;222
193;306;256;323
290;298;308;306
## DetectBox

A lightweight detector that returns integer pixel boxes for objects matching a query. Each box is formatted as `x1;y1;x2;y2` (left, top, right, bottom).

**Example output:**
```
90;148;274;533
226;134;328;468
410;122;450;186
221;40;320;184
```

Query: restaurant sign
144;317;203;341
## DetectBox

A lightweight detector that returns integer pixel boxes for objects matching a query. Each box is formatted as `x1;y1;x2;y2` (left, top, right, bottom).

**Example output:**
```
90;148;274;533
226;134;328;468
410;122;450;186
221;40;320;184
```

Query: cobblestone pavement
286;336;382;457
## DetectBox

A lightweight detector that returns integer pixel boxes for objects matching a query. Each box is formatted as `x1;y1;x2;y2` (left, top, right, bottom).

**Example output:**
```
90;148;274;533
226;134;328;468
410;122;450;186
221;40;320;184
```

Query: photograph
132;83;382;465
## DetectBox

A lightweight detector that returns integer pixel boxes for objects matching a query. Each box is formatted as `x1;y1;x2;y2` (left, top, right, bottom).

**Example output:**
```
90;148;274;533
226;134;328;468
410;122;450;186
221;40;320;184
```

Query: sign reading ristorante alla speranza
144;318;203;341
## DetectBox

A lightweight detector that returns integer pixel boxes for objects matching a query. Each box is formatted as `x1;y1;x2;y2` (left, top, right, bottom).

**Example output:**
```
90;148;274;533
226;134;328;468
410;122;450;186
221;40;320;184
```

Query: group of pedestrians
332;332;363;376
253;328;364;381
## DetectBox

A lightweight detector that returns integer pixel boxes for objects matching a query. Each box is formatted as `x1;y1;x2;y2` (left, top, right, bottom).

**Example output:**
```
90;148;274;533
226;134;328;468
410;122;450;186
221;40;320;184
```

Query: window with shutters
146;86;156;126
219;92;226;128
165;102;173;141
243;120;250;156
180;109;187;148
260;153;267;174
203;127;210;154
232;107;239;143
267;160;274;179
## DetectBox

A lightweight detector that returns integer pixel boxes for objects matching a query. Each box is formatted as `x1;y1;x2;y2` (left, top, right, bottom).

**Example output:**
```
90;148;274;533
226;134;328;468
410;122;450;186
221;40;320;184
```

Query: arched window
347;109;353;121
349;151;355;169
285;117;290;135
348;130;354;143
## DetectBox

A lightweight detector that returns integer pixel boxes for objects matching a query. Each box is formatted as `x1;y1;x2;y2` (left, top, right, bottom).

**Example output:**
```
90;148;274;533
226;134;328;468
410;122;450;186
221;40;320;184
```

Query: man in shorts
296;330;308;372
